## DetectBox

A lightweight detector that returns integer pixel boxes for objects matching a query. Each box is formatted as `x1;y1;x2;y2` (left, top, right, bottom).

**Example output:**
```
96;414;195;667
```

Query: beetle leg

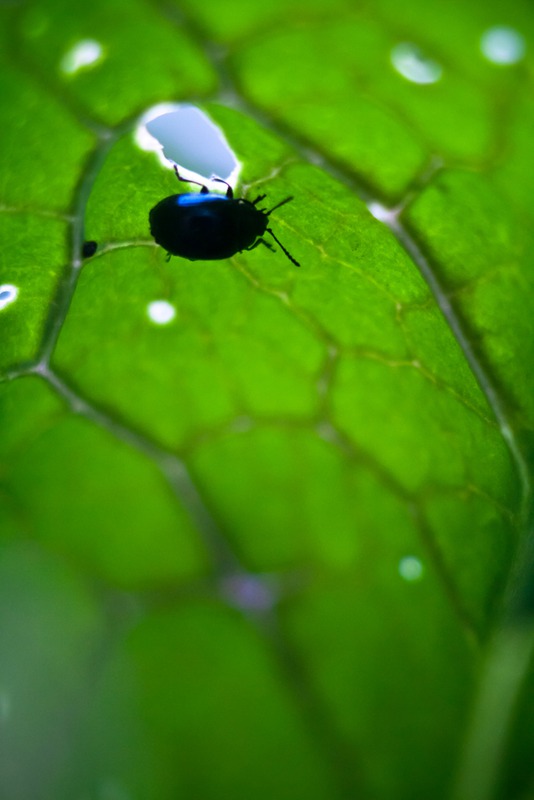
165;251;172;263
247;238;275;253
252;194;267;205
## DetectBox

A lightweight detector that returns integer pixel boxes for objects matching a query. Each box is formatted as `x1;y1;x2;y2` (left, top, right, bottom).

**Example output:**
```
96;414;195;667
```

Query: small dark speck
82;240;98;258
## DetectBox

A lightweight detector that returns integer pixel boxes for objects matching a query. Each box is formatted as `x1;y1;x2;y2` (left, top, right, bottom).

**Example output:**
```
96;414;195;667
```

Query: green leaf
1;1;534;800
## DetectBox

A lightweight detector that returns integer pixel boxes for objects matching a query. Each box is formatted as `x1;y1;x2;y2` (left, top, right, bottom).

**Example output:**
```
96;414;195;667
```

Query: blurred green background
1;0;534;798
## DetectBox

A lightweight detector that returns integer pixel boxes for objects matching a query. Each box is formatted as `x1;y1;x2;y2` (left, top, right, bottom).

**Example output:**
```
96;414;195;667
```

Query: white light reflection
398;556;424;582
391;43;443;84
147;300;176;325
368;201;398;225
480;26;526;64
60;39;104;75
0;284;19;310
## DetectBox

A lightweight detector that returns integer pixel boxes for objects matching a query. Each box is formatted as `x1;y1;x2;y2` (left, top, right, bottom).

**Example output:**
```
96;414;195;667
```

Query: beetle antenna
173;165;208;192
266;227;300;267
210;176;234;198
266;196;294;215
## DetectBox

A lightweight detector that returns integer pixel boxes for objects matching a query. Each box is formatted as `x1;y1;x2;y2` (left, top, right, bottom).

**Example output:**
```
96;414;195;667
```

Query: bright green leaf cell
282;171;429;351
213;301;324;418
0;214;68;374
52;251;242;449
190;425;420;572
400;302;493;418
17;0;217;125
173;0;354;43
459;267;534;427
0;374;66;462
405;170;525;286
0;35;94;212
375;76;493;163
405;169;534;426
332;355;518;503
492;93;534;218
423;489;516;633
53;246;324;449
1;377;207;588
84;134;168;243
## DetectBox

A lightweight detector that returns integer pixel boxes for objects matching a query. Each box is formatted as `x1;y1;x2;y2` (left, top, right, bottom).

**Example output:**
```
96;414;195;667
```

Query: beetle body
150;194;268;261
149;167;300;267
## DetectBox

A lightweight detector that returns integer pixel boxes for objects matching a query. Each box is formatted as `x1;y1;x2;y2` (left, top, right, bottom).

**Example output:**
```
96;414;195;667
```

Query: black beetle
149;166;300;267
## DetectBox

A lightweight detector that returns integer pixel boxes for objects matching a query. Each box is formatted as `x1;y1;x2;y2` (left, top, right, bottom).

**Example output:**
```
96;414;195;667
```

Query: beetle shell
149;194;268;261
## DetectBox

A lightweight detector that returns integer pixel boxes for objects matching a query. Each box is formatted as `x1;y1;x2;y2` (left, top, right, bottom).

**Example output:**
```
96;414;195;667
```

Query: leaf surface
1;1;534;799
